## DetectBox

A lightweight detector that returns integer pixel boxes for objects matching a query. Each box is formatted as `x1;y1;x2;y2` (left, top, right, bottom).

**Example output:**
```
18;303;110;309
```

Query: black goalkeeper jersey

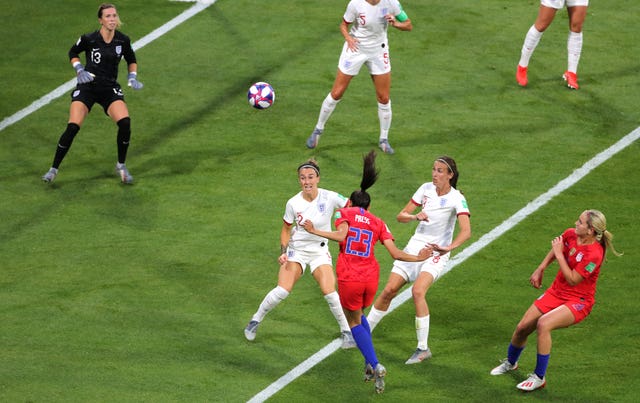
69;30;137;85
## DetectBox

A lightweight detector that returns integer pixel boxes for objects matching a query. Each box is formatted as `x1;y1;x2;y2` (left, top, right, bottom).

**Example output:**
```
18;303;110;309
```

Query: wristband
73;62;84;73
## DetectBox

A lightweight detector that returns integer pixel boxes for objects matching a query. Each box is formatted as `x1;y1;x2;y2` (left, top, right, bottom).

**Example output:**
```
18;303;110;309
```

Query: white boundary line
248;126;640;403
0;0;217;133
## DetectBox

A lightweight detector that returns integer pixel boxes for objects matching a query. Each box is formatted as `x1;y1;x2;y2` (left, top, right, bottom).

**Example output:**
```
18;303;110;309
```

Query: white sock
252;285;289;322
567;31;583;73
324;291;350;332
519;25;543;67
378;101;392;141
316;93;340;131
366;306;388;332
415;315;430;350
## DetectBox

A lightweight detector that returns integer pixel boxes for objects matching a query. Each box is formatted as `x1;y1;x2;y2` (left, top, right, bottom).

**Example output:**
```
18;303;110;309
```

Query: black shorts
71;82;125;115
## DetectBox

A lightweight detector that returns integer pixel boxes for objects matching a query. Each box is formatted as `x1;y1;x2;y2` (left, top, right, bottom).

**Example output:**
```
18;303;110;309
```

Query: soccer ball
248;82;275;109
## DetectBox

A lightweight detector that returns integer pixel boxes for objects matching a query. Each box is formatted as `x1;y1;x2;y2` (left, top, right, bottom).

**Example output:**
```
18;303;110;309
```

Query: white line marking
248;126;640;403
0;0;218;133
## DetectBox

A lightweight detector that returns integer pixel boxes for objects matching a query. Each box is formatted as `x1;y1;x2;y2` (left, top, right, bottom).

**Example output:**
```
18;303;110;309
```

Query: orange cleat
563;71;579;89
516;65;528;87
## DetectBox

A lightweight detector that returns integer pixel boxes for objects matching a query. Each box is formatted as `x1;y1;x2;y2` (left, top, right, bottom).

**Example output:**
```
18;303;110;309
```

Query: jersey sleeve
68;35;87;60
121;34;137;65
283;200;295;226
410;183;426;206
343;0;357;24
455;192;470;216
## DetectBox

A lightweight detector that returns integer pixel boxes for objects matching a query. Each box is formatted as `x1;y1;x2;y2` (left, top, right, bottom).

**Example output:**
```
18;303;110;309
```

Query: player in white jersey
244;159;356;348
306;0;412;155
366;156;472;364
515;0;589;89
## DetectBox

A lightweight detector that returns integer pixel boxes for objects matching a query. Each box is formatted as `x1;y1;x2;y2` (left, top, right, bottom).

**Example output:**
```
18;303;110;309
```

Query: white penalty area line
248;126;640;403
0;0;218;133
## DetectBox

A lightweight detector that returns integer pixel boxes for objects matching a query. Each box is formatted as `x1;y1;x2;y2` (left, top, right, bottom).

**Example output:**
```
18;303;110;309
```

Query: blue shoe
306;128;323;149
378;139;395;154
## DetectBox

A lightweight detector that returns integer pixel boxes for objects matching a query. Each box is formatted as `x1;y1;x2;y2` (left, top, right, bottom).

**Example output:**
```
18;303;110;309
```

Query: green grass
1;0;638;401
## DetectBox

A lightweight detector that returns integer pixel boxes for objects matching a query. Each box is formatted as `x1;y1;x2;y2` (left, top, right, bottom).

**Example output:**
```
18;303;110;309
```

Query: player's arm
382;238;432;262
303;221;349;242
396;200;425;223
340;19;359;51
432;213;472;253
278;221;292;265
551;236;585;286
386;8;412;31
530;248;555;288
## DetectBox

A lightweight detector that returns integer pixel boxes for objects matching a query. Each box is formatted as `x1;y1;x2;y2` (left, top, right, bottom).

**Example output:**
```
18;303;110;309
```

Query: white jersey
283;188;348;250
343;0;404;49
408;182;470;247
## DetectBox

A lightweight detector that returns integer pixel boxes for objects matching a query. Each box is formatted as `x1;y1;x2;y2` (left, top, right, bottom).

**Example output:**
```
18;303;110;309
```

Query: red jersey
549;228;604;304
334;207;394;283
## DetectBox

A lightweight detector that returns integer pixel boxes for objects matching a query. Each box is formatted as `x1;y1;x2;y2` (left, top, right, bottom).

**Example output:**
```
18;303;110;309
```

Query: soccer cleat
115;163;134;184
340;330;357;349
42;167;58;183
374;363;386;394
405;348;432;365
490;358;518;375
244;320;260;341
563;71;579;89
306;127;323;149
516;65;528;87
516;373;546;392
378;139;395;155
363;363;375;382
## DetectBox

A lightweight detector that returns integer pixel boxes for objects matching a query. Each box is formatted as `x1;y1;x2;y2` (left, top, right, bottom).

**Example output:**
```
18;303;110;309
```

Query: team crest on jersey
115;45;122;55
318;203;326;213
569;247;576;256
576;252;584;262
440;198;447;207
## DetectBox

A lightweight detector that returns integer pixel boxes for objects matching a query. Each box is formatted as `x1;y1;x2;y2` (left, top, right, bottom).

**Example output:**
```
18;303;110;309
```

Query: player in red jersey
490;210;622;391
304;150;431;393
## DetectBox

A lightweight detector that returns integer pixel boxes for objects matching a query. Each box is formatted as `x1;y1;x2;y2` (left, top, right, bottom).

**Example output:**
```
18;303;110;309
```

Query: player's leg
42;101;89;182
107;100;134;183
371;72;393;154
563;5;588;89
405;271;435;364
244;263;302;341
367;272;407;331
313;264;353;342
516;4;558;86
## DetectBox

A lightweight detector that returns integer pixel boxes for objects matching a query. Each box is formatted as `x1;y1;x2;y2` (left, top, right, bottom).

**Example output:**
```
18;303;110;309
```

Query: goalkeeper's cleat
516;65;528;87
115;163;134;184
374;363;387;394
244;320;260;341
378;139;395;155
306;127;323;149
490;358;518;375
42;167;58;183
405;348;432;364
563;71;579;90
516;373;546;392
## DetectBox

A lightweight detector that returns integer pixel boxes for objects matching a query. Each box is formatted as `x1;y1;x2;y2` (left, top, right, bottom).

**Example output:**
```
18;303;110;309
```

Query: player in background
490;210;621;391
306;0;412;155
244;159;356;349
366;156;472;364
303;151;432;393
42;3;143;184
515;0;589;89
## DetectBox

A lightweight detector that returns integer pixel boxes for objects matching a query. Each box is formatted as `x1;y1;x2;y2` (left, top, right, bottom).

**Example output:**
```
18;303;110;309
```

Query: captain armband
396;10;408;22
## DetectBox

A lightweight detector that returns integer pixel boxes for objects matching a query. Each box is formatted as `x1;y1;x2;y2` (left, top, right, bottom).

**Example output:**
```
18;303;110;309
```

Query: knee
117;117;131;132
59;123;80;147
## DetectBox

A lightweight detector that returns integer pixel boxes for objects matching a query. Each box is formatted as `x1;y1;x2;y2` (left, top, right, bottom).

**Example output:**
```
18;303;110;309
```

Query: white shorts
338;42;391;76
541;0;588;9
286;246;333;274
391;238;452;283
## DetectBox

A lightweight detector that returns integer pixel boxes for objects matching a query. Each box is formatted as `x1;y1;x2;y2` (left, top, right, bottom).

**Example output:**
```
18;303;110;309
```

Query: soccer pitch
1;1;638;401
